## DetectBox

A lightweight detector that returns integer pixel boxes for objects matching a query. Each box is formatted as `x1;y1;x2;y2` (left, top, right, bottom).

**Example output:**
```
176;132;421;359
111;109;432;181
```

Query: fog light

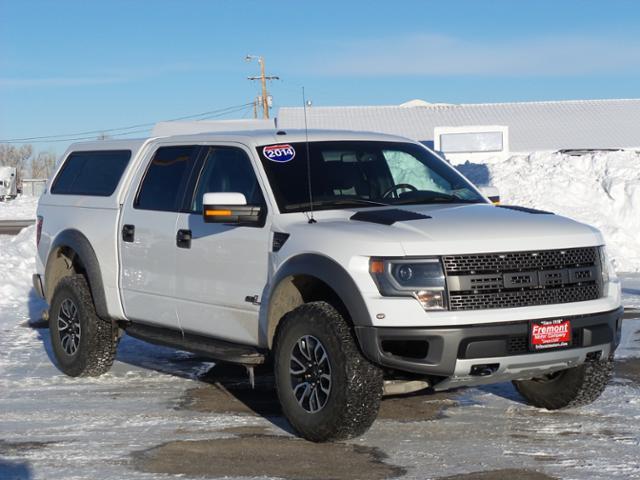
414;290;445;310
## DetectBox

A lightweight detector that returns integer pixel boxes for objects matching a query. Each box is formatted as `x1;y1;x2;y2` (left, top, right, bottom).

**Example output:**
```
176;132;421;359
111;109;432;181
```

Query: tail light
36;216;43;246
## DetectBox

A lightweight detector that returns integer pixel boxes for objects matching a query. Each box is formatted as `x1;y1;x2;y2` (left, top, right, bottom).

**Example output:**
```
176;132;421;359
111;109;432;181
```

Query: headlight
370;258;447;310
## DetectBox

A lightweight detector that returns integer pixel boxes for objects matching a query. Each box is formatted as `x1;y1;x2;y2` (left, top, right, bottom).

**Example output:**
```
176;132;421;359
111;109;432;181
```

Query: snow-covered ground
1;226;640;479
456;150;640;272
0;195;39;220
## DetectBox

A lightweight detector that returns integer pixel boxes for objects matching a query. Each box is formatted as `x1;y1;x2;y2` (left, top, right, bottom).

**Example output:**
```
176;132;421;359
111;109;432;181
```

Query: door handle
176;229;192;249
122;224;135;242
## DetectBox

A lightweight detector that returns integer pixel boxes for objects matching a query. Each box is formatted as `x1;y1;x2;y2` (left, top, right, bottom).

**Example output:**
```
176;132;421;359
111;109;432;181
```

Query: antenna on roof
302;86;316;224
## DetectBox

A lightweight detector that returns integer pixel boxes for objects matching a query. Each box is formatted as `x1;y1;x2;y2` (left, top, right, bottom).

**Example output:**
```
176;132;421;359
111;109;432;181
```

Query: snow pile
0;226;39;313
456;150;640;272
0;194;39;220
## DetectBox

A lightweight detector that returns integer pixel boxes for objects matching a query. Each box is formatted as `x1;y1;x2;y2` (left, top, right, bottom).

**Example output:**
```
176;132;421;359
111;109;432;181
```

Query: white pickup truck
34;129;623;442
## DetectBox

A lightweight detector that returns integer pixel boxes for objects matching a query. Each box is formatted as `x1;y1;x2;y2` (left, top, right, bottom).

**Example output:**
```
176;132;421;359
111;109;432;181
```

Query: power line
23;104;254;144
0;102;254;144
9;104;253;144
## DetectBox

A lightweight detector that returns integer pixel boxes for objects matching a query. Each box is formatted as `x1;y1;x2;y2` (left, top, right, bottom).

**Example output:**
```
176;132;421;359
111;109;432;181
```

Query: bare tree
30;151;57;178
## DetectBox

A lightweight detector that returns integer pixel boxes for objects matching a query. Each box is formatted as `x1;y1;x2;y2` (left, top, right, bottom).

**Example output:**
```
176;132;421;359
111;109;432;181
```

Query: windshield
257;141;486;212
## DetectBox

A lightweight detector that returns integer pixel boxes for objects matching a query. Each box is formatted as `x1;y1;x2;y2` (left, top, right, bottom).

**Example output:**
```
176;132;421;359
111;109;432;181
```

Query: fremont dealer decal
531;319;571;350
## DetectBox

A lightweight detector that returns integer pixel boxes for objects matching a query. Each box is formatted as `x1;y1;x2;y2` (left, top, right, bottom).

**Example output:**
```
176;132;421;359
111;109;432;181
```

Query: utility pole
246;55;279;119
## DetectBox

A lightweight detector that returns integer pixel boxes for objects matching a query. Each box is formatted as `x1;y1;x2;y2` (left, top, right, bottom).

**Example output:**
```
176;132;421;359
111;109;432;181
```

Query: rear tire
513;356;613;410
49;275;118;377
274;301;383;442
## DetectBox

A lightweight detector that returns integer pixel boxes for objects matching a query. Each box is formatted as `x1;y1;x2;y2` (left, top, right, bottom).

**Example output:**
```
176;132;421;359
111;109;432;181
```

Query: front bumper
355;307;623;390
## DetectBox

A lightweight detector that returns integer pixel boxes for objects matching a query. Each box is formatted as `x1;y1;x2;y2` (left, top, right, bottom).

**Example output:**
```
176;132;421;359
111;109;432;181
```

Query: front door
174;145;270;345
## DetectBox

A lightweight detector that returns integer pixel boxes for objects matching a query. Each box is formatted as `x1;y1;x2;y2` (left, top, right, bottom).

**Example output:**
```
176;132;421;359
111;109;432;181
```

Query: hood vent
350;209;431;226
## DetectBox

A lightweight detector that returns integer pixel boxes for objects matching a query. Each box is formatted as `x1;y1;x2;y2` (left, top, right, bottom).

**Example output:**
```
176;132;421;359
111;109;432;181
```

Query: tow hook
470;364;500;376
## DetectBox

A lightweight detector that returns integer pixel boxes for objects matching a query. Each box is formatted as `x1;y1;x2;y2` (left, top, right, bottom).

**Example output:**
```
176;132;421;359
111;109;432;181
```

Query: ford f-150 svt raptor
34;129;622;442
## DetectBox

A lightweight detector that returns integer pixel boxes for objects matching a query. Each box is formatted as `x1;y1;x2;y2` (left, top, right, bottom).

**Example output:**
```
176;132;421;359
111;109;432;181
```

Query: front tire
49;275;118;377
274;301;383;442
513;356;613;410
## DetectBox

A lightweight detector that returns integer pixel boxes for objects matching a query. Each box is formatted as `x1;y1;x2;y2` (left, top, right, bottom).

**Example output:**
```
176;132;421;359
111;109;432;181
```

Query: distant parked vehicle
0;166;18;200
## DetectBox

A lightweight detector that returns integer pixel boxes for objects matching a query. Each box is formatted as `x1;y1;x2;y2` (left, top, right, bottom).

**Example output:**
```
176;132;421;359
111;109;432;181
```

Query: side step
125;322;266;365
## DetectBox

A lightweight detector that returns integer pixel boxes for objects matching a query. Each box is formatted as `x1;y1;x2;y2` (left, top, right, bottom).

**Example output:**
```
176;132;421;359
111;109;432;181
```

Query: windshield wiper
284;198;389;211
326;198;390;207
392;192;481;205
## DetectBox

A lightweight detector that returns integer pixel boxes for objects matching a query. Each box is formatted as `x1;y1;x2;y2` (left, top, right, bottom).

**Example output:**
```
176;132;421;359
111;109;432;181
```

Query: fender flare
46;229;109;319
266;253;372;327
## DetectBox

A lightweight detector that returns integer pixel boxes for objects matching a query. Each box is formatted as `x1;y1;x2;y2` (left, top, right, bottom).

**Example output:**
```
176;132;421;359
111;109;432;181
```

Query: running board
125;322;266;365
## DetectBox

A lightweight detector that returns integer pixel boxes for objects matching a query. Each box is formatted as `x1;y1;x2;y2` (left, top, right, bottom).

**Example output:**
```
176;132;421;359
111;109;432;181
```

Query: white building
277;98;640;162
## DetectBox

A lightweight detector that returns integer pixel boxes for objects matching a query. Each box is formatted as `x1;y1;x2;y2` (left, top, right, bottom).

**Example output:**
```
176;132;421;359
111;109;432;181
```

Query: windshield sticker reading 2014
263;144;296;163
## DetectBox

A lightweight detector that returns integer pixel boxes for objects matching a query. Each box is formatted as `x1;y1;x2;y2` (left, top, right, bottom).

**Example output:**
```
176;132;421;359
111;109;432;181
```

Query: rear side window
135;145;199;212
51;150;131;196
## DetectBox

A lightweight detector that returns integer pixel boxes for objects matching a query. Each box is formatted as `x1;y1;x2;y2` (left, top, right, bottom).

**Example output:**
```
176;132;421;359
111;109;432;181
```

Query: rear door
120;145;201;328
174;144;271;345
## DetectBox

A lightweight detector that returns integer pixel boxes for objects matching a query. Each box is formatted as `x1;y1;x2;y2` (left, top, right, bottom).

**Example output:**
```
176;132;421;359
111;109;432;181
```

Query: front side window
257;141;485;212
51;150;131;196
190;146;265;214
136;146;199;212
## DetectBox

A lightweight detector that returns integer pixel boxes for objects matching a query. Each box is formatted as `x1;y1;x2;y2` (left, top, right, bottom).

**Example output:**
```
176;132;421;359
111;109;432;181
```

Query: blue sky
1;0;640;153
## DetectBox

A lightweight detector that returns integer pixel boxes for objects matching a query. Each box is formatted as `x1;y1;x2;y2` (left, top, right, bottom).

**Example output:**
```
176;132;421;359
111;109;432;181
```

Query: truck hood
277;204;604;257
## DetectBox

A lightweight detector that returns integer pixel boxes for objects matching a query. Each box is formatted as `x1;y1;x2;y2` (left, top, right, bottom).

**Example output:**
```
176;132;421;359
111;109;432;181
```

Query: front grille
443;247;597;275
449;284;600;310
445;247;602;311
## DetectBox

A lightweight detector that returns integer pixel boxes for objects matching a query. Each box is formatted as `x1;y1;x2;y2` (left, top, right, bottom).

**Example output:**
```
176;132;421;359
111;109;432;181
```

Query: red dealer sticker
530;319;571;351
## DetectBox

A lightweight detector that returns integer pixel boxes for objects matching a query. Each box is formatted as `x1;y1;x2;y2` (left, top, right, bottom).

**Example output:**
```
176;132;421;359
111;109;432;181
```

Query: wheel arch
45;229;109;319
262;253;372;348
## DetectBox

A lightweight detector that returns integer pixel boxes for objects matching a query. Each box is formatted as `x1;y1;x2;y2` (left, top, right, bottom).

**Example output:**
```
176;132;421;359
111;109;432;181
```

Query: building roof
278;98;640;152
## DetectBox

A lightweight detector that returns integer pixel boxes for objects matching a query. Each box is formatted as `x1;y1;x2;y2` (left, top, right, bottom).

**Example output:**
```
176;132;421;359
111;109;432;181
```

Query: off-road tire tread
50;275;117;377
274;301;383;442
513;357;613;410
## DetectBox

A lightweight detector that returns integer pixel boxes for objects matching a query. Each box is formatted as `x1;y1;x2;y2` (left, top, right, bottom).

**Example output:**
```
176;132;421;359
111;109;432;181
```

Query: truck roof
64;129;416;153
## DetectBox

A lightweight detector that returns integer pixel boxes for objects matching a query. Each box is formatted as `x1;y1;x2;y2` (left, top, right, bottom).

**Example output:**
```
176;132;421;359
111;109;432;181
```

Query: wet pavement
133;433;406;480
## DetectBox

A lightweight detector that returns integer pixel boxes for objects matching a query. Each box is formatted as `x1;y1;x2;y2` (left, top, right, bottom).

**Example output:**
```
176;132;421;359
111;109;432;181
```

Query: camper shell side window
51;150;132;197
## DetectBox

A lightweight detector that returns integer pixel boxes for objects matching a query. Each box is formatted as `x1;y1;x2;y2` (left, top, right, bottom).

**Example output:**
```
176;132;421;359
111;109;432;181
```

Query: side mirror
479;186;500;204
202;192;263;224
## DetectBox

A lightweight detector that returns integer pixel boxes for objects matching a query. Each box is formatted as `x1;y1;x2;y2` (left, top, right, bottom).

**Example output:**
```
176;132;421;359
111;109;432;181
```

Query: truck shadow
475;382;528;405
0;459;33;480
